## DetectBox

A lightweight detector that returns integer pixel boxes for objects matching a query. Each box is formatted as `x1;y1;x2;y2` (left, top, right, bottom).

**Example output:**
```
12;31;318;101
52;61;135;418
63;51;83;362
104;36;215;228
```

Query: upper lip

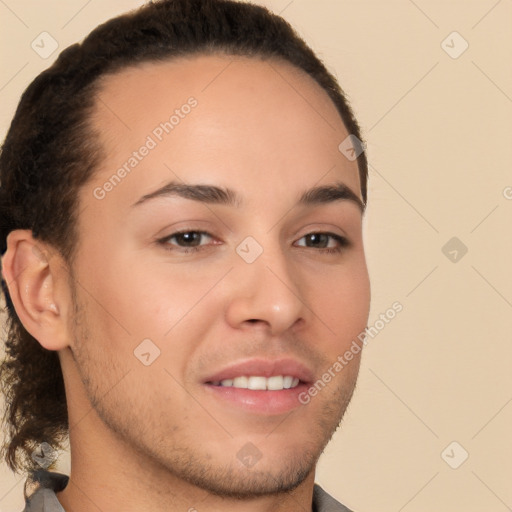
203;358;315;384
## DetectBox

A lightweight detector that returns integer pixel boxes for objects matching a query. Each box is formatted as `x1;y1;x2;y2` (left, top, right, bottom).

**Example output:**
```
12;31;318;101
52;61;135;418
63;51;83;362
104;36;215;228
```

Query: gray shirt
22;469;354;512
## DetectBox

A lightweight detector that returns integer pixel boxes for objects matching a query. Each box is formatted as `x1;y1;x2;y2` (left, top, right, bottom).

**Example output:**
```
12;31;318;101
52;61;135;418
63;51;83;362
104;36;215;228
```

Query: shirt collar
23;469;68;512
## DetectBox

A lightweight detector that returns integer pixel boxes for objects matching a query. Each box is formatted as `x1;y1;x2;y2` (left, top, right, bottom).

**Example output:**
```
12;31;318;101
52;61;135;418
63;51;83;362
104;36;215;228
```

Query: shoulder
313;483;355;512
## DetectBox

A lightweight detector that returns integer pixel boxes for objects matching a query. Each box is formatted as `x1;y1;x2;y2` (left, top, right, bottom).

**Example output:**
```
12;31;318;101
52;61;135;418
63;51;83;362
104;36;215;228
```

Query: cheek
78;256;223;381
310;259;371;343
79;244;199;336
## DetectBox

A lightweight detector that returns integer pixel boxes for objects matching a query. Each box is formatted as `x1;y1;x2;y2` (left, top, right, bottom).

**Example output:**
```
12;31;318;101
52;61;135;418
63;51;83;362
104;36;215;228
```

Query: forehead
85;54;361;211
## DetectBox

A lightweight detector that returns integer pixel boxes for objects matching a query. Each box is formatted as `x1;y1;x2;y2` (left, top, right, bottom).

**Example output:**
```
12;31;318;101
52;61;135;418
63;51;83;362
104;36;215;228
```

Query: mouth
202;359;313;415
208;375;301;390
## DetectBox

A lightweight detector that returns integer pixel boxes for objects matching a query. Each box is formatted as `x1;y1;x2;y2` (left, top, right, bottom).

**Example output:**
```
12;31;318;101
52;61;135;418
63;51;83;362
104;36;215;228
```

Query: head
0;0;370;497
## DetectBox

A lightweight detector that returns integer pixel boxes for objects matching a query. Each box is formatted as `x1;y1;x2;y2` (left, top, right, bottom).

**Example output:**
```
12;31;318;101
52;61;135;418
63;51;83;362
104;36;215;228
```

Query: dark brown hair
0;0;368;474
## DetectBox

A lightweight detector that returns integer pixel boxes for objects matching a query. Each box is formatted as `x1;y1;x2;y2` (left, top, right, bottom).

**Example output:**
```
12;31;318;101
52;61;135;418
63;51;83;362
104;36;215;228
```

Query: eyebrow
131;180;365;212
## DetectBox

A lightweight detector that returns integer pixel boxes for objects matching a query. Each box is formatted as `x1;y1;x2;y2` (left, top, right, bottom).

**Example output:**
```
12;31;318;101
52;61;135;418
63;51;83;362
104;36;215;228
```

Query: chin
174;453;317;499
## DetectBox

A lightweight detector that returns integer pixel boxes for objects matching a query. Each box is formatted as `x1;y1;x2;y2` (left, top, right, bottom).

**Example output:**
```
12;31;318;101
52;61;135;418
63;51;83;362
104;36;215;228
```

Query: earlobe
1;229;70;351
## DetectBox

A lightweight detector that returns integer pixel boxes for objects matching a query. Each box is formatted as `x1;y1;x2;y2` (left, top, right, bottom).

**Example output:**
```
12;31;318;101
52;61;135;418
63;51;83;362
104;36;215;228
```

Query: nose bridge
226;234;306;333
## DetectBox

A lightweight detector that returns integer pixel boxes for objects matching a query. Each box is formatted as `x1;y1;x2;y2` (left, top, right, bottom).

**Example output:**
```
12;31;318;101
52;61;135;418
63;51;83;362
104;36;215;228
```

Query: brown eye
159;230;215;253
295;232;350;254
171;231;204;247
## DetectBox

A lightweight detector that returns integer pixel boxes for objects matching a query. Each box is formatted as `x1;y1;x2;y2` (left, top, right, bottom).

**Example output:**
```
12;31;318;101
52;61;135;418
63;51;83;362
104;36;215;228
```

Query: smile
209;375;301;390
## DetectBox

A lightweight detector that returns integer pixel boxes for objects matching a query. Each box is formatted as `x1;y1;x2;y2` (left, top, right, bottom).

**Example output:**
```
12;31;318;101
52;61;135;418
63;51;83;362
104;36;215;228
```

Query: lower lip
203;383;310;415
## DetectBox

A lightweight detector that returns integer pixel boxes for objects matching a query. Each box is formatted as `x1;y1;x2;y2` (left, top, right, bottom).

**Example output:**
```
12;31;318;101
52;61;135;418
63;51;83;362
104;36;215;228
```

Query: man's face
65;54;370;496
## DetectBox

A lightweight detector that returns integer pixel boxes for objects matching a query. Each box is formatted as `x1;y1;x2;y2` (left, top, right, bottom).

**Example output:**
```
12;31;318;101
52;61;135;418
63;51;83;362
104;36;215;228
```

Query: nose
224;242;307;336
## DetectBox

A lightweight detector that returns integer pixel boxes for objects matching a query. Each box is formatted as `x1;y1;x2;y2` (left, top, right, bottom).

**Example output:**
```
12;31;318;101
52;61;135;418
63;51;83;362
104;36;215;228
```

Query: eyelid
157;228;350;255
294;232;349;247
292;222;349;241
158;229;216;246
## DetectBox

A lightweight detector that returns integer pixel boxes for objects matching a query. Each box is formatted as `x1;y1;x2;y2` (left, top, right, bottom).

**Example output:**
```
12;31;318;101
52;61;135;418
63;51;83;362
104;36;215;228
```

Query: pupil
309;233;327;248
179;232;200;246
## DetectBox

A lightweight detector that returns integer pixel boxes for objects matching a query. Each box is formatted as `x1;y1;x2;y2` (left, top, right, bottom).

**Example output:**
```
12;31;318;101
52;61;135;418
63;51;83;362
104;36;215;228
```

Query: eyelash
157;230;350;255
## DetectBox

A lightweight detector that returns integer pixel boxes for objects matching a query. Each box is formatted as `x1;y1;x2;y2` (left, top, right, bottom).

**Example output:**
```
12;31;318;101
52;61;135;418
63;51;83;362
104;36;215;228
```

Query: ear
1;229;72;351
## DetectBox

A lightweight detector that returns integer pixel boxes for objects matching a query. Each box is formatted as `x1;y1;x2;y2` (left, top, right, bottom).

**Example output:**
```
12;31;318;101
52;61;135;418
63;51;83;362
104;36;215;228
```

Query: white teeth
217;375;300;390
267;376;284;391
248;376;267;390
232;376;248;388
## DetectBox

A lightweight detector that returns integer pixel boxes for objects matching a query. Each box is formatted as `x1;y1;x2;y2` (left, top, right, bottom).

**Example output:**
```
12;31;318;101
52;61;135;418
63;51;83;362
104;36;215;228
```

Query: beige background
1;1;511;511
